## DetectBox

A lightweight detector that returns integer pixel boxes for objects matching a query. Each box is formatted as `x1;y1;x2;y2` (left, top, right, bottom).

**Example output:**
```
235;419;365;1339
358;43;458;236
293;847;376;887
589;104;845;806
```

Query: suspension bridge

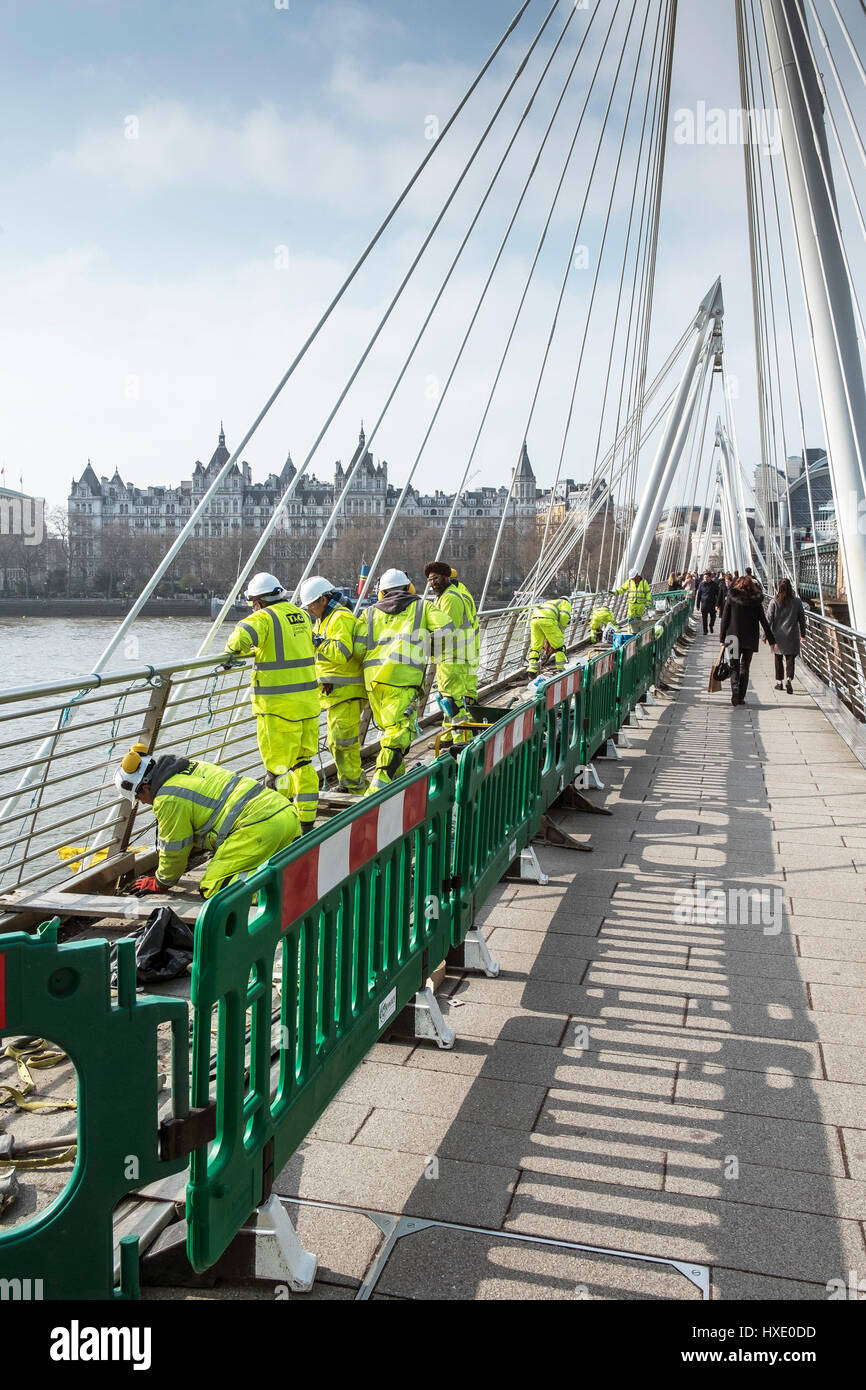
1;0;866;1303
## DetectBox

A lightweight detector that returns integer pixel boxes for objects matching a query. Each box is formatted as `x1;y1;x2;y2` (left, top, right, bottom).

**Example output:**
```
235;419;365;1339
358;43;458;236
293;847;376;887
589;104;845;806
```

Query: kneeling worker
423;560;477;744
527;596;572;676
355;568;451;795
299;575;368;795
222;572;320;832
117;744;300;899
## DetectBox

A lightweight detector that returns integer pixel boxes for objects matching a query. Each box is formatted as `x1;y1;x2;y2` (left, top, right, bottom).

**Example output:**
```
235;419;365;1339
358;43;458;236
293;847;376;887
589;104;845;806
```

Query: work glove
129;876;163;895
219;653;243;671
321;682;333;696
312;633;324;648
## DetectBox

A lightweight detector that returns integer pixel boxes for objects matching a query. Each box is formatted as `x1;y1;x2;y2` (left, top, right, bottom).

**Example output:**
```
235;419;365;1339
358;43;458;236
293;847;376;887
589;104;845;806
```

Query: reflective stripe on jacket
434;582;477;668
153;759;276;885
530;598;571;628
225;600;318;717
615;578;652;618
355;596;451;689
314;603;366;704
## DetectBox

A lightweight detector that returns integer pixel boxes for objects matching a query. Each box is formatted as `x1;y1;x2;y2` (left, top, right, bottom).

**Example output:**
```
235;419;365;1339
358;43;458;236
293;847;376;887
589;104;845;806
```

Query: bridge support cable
716;421;743;573
743;0;826;611
518;374;681;598
675;351;717;576
605;1;679;593
759;0;866;625
805;0;866;187
105;1;542;677
194;0;568;642
0;4;548;828
528;0;674;614
801;3;866;256
615;281;722;584
296;0;624;611
513;367;681;597
579;0;677;597
285;2;596;605
650;352;710;586
478;0;649;610
428;6;644;586
425;0;628;579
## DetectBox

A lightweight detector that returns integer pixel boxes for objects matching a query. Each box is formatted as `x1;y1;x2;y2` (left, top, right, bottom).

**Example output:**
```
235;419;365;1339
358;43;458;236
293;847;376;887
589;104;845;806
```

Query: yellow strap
4;1040;68;1096
1;1145;77;1170
1;1040;77;1113
0;1086;77;1113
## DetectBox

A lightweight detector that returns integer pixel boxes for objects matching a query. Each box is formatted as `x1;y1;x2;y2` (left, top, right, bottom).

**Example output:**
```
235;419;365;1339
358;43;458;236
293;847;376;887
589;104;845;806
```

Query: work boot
336;781;367;795
785;680;793;694
300;822;316;835
774;682;783;690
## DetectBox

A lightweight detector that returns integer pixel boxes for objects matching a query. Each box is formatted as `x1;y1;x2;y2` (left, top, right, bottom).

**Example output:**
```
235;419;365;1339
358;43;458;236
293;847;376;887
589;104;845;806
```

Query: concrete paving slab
374;1225;700;1301
502;1173;864;1283
537;1087;847;1178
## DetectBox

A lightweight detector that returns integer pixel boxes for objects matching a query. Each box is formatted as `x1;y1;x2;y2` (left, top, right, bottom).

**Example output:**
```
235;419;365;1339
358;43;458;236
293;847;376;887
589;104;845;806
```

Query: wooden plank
0;889;205;925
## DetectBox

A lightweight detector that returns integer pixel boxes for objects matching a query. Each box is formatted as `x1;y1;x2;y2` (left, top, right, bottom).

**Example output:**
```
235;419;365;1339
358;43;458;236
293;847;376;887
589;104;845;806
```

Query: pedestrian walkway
150;624;866;1300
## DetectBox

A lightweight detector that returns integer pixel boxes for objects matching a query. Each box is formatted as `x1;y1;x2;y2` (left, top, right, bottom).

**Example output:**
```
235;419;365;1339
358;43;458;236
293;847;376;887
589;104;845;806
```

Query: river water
0;616;234;691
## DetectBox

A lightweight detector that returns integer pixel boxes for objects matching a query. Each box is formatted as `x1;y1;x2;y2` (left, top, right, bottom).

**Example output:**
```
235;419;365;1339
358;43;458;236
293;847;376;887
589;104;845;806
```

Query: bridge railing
801;610;866;723
0;589;635;903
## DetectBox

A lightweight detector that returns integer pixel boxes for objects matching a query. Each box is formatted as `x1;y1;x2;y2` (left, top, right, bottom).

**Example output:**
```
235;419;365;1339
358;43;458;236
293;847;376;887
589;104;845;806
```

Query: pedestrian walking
695;570;719;634
766;577;807;694
719;575;775;707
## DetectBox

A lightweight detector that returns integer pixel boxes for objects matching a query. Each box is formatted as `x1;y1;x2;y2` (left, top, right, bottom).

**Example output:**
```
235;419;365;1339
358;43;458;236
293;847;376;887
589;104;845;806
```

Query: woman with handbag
719;575;775;706
766;577;807;693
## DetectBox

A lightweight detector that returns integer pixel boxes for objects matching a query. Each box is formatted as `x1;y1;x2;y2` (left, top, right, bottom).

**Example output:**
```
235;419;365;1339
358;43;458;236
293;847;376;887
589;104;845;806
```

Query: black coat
695;579;719;610
719;590;775;652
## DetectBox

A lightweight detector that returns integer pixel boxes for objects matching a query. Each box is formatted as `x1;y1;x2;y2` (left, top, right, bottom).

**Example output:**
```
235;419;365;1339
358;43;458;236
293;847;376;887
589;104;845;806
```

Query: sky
0;0;862;515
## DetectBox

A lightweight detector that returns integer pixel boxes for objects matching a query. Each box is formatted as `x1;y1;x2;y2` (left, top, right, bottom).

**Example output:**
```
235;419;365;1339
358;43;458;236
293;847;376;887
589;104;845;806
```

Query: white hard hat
298;576;334;607
379;568;411;590
245;571;285;600
629;567;640;580
115;743;155;802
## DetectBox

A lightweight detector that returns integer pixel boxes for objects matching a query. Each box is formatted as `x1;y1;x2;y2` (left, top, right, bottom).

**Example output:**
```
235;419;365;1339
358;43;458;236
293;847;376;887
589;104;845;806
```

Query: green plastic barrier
539;665;586;807
450;697;545;946
581;648;621;763
619;627;656;720
0;921;190;1300
186;757;455;1274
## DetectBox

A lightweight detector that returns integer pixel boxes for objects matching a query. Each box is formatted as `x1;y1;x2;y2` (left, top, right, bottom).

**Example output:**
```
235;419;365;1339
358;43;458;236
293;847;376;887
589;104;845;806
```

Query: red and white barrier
283;777;428;925
484;706;535;773
545;666;583;709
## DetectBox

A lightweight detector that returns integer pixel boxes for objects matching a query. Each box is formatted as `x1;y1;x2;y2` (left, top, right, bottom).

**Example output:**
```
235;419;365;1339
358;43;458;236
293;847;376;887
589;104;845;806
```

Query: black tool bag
133;905;195;983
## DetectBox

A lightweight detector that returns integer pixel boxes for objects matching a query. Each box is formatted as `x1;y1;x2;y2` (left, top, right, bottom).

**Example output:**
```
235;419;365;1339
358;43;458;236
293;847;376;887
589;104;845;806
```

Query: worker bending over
423;560;478;744
589;605;616;642
615;568;652;626
355;568;451;795
300;575;367;795
117;744;300;899
222;572;319;832
527;596;572;676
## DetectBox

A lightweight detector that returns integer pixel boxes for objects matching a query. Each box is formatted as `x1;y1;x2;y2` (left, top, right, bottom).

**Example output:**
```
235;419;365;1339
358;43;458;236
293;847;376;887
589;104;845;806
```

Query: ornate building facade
67;427;548;573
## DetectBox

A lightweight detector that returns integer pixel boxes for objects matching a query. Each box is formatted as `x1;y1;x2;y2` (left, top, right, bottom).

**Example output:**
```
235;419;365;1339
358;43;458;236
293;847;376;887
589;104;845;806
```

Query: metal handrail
0;590;632;899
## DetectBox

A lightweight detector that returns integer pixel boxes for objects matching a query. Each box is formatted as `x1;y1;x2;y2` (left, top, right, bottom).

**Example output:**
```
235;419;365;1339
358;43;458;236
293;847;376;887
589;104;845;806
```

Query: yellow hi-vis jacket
531;597;572;629
152;759;281;885
225;600;318;718
354;595;452;690
313;602;365;706
433;581;478;670
615;577;652;619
